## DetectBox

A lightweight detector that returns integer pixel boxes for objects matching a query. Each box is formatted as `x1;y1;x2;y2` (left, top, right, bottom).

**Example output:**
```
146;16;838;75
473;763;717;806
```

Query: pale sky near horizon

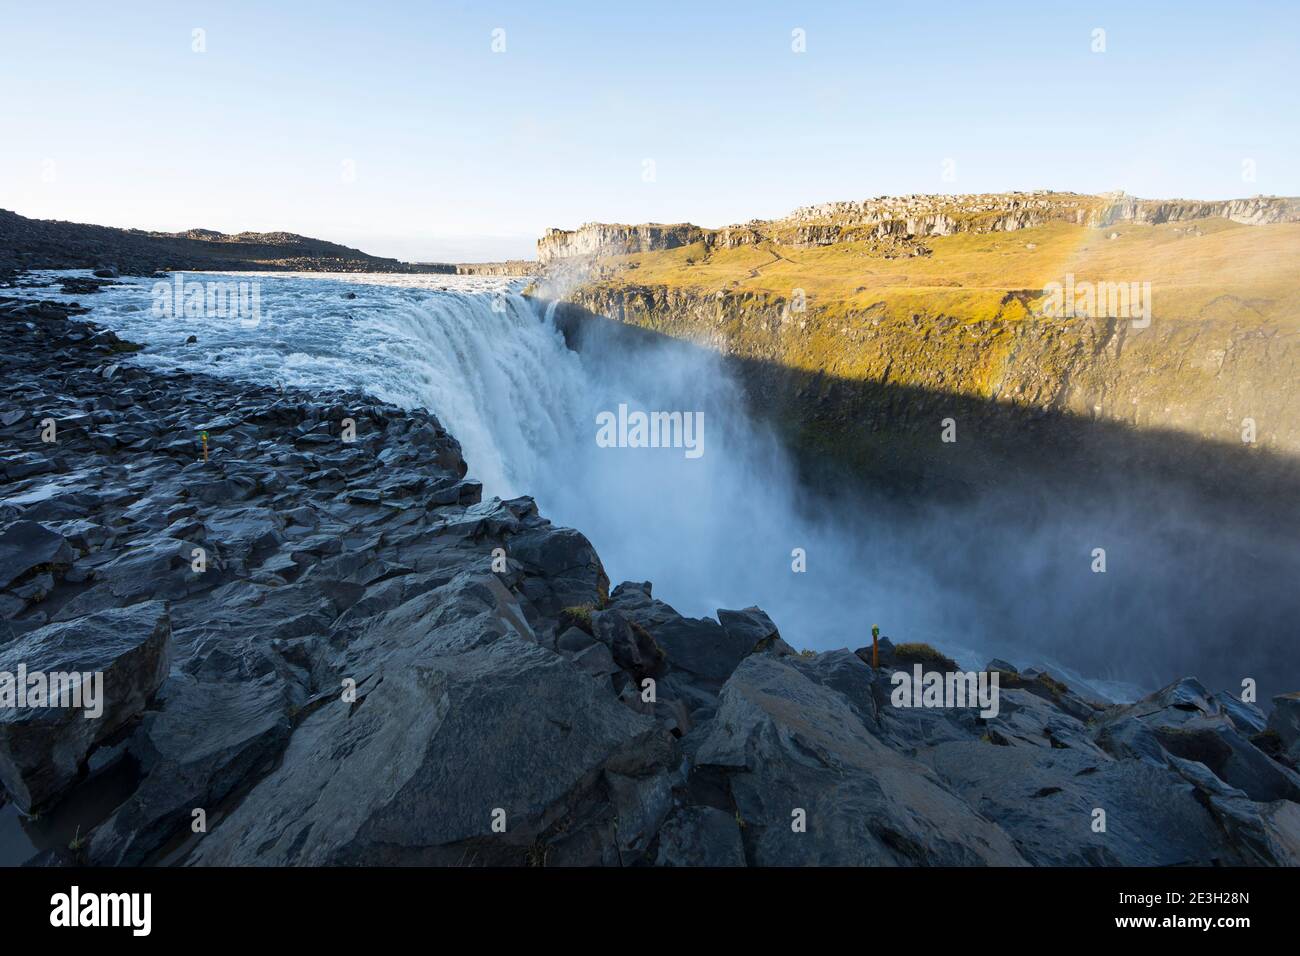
1;1;1296;261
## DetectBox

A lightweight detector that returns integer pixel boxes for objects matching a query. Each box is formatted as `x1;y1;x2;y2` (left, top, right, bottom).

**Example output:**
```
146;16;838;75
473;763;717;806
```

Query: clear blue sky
2;0;1296;261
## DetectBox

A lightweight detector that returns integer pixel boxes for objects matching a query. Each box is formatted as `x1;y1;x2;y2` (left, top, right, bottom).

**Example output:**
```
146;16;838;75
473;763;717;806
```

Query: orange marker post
200;430;209;463
871;624;880;670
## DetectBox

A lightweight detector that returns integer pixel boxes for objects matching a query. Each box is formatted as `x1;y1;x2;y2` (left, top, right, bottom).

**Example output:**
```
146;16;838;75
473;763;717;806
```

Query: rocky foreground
2;295;1300;866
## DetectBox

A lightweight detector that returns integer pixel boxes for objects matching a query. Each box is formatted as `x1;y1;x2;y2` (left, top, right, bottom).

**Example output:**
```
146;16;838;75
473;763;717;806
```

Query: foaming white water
27;270;1254;699
33;272;573;497
28;271;950;654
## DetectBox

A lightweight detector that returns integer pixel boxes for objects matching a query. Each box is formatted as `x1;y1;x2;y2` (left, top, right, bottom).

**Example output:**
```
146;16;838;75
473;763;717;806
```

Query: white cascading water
30;269;1290;700
30;271;976;660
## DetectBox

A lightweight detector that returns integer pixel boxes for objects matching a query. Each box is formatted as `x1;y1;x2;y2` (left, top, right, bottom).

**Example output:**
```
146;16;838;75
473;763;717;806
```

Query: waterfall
68;271;935;657
44;268;1296;699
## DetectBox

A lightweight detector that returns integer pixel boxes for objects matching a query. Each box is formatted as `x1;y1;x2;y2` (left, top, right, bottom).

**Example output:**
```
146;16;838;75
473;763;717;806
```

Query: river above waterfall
14;269;1297;702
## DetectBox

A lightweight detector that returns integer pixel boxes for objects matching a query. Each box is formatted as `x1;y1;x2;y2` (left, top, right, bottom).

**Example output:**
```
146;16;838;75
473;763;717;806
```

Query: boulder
654;806;746;866
793;648;883;732
188;578;672;866
1150;717;1300;803
1269;692;1300;760
1218;692;1267;735
694;654;1026;865
980;687;1108;756
1094;716;1170;766
607;582;752;685
0;520;74;589
592;609;665;681
606;768;675;861
86;672;292;865
508;526;609;614
1100;678;1300;801
925;740;1266;865
1163;755;1300;865
0;601;172;811
716;606;782;650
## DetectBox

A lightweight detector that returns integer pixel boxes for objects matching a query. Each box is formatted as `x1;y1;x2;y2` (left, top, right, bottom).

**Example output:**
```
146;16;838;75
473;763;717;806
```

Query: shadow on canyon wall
547;299;1300;701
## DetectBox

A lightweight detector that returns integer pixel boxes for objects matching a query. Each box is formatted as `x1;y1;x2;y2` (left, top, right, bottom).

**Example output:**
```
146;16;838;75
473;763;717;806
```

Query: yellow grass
587;220;1300;329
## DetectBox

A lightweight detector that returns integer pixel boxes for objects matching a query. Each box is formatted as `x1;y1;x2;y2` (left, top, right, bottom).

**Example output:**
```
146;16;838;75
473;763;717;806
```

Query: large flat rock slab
0;601;172;811
695;654;1027;866
189;577;669;865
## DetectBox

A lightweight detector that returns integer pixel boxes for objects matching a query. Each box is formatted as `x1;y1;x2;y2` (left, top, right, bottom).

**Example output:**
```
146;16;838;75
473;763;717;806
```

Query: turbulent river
17;270;1298;702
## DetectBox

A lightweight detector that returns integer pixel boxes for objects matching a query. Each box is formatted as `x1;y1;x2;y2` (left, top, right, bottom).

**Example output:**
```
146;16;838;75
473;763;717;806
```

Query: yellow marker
200;430;209;462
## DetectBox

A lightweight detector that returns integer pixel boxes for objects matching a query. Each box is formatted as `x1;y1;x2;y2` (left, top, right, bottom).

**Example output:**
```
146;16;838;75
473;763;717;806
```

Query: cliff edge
2;294;1299;866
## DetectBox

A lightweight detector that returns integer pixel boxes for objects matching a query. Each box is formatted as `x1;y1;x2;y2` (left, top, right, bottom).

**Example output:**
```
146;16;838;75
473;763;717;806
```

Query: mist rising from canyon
551;304;1300;702
66;271;1299;703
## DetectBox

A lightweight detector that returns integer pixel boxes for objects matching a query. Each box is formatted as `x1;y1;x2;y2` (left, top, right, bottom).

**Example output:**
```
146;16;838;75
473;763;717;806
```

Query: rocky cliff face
3;292;1300;866
537;192;1300;262
539;223;707;264
1093;194;1300;227
454;260;537;277
560;284;1300;468
539;192;1300;496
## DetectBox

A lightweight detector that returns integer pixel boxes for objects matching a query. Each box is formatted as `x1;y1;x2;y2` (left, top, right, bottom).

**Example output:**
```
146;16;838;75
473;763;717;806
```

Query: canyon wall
538;192;1300;263
454;260;537;276
555;285;1300;505
564;283;1299;446
6;288;1300;868
540;192;1300;505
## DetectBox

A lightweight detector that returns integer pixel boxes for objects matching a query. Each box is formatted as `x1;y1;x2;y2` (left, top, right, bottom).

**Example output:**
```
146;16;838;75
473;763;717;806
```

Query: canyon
538;191;1300;262
0;189;1297;867
536;191;1300;489
533;191;1300;700
2;292;1299;867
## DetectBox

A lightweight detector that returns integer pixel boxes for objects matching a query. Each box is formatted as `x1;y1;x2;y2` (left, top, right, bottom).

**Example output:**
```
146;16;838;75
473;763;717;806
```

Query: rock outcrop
1;293;1297;866
454;261;537;277
539;189;1300;497
555;285;1300;465
538;191;1300;262
0;602;171;811
539;223;707;264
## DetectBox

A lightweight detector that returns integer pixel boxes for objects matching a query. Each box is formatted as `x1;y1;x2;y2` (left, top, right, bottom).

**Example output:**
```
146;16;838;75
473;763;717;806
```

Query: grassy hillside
554;217;1300;482
580;219;1300;331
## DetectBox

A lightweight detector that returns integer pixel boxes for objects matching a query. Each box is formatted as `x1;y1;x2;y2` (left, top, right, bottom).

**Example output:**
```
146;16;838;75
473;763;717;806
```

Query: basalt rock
693;653;1027;865
1269;693;1300;762
0;520;75;590
1;289;1297;867
538;192;1300;263
0;601;172;812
